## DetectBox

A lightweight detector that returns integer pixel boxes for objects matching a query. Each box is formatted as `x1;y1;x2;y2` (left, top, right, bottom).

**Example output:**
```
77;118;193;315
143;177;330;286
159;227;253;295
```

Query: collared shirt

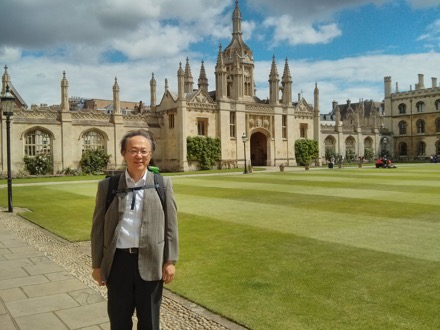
116;170;147;249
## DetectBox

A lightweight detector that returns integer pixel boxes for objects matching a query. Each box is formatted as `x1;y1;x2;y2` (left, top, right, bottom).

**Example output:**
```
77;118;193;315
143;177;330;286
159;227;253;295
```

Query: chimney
416;73;425;90
432;77;438;88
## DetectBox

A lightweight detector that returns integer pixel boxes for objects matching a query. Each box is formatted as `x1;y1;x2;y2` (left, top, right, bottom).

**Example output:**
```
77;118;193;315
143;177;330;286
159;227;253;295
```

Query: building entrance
250;132;268;166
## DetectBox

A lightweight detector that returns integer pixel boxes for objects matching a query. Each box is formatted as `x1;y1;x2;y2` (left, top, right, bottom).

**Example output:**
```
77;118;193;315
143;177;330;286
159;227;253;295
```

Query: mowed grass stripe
173;171;440;191
175;192;440;262
174;179;440;218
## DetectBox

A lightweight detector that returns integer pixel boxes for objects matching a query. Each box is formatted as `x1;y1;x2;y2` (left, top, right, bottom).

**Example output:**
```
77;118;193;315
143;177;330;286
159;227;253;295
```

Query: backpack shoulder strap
153;173;166;214
105;174;120;211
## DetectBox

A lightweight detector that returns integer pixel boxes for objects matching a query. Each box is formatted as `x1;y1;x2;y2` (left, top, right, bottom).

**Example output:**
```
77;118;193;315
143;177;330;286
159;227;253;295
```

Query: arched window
324;136;336;159
82;130;105;152
437;141;440;155
364;137;373;149
398;121;407;135
398;103;406;114
24;129;52;157
416;120;425;134
417;141;426;156
435;99;440;111
345;136;355;154
416;101;425;113
398;142;407;156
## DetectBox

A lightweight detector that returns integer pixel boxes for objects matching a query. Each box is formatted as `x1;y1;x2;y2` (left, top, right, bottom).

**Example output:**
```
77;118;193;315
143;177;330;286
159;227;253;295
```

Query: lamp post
1;85;14;212
242;132;248;174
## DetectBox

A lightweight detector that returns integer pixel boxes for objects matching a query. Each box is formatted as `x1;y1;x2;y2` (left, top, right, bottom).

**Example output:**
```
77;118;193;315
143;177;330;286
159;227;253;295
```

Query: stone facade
383;74;440;160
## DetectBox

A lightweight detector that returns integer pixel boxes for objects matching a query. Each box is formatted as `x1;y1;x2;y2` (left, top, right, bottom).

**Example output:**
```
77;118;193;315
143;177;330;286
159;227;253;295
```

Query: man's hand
162;262;176;284
92;268;106;286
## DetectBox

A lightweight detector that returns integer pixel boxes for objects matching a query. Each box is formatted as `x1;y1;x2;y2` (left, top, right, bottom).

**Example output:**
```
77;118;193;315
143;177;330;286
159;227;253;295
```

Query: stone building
0;1;320;175
383;74;440;160
320;99;383;162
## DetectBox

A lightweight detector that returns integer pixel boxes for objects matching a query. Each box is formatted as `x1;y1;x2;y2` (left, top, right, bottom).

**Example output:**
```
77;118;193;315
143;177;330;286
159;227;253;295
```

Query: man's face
122;135;152;175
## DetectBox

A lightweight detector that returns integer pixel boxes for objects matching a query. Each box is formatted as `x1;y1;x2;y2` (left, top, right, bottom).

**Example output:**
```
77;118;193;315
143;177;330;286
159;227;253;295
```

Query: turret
215;44;227;100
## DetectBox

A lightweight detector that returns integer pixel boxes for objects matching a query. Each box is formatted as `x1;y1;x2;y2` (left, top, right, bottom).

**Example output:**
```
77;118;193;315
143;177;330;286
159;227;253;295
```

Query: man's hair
120;129;156;155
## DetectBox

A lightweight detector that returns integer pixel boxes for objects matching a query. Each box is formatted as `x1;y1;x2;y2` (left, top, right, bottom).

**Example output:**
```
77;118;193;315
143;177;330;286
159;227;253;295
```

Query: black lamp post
242;132;248;174
1;85;14;212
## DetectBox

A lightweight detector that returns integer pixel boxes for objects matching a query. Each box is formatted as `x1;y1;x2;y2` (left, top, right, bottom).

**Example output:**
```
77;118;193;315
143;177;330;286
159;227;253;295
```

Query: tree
295;139;319;167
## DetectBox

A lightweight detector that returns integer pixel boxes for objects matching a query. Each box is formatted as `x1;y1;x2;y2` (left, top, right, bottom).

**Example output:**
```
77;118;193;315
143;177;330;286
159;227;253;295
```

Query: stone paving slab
55;301;109;329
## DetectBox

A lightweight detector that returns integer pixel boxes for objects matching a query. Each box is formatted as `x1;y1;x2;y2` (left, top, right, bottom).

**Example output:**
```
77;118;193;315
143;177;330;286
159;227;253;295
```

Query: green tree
187;136;221;170
295;139;319;166
80;148;111;174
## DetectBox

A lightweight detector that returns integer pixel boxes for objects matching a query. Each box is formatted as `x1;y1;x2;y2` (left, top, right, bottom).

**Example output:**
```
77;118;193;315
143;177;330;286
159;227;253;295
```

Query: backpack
105;168;166;214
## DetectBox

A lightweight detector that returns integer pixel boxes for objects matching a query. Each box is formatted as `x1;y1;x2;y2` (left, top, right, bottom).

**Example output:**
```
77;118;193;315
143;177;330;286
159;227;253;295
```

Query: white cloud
418;19;440;51
264;15;342;46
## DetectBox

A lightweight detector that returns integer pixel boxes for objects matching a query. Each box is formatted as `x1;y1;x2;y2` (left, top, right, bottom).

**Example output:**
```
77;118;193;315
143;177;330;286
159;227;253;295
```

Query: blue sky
1;0;439;112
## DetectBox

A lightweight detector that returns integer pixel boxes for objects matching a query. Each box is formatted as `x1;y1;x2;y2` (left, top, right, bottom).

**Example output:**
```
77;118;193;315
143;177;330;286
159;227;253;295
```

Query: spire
216;44;224;70
282;58;292;83
184;57;194;93
60;71;69;111
177;62;184;99
2;65;11;95
150;73;156;109
198;60;208;92
269;55;280;105
314;82;320;112
232;0;242;36
269;55;279;80
113;77;120;114
281;58;292;105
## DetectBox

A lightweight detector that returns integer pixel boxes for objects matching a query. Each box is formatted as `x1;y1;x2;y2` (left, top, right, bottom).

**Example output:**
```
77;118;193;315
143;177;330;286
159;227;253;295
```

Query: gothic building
320;99;383;161
0;1;320;174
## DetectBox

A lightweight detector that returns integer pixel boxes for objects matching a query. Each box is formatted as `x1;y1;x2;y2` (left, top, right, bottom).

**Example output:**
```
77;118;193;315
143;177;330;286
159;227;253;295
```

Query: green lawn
1;164;440;329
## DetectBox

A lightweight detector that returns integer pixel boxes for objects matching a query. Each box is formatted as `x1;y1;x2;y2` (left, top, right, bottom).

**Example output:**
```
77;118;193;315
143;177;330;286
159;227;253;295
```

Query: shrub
80;148;111;174
295;139;319;166
187;136;221;170
364;148;375;162
345;149;357;163
24;155;53;175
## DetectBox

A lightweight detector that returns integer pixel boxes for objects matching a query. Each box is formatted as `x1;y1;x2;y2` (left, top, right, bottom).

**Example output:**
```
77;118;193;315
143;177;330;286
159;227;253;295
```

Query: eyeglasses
127;149;151;156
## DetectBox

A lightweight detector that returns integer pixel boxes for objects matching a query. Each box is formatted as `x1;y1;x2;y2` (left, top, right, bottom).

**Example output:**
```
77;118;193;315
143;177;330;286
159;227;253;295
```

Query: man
91;129;179;330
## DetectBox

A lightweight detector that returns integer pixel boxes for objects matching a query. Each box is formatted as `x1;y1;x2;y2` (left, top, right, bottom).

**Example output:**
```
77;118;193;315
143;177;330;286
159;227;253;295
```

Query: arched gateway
250;131;268;166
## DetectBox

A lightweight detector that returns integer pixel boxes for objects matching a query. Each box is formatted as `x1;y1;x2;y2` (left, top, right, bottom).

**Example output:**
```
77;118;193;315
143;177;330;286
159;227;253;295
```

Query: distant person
91;129;179;330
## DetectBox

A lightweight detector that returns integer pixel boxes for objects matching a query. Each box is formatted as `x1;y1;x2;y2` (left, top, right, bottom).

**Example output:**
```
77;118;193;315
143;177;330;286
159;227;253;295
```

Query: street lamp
242;132;248;174
1;85;15;212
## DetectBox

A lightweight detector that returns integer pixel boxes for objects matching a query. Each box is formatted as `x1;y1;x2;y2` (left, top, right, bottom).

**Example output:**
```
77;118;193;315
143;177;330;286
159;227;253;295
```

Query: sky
1;0;440;113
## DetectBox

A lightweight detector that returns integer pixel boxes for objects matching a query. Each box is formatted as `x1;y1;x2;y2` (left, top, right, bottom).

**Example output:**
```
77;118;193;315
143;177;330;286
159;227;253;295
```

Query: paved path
0;209;247;330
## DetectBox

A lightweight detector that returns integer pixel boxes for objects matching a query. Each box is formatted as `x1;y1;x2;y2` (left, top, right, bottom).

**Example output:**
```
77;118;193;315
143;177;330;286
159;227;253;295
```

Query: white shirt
116;170;147;248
